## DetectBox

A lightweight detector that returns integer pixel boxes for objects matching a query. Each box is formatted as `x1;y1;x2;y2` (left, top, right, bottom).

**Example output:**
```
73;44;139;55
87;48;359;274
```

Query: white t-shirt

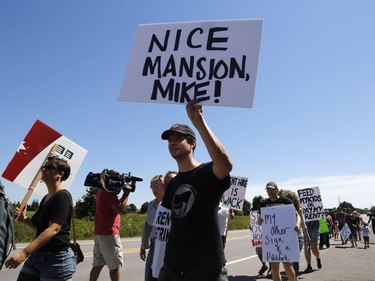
217;206;231;236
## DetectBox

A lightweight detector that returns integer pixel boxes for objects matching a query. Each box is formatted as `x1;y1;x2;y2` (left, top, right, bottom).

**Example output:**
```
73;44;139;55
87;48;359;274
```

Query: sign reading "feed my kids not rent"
119;19;263;108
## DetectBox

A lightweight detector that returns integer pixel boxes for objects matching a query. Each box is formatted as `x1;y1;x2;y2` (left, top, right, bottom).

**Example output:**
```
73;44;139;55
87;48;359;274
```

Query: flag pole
16;143;60;221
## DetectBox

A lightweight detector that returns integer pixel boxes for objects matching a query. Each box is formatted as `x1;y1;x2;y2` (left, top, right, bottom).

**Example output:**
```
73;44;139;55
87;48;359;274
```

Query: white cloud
246;174;375;209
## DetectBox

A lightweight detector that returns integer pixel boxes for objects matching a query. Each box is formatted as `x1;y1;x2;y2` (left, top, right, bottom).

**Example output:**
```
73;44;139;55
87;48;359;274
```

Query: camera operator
89;183;132;281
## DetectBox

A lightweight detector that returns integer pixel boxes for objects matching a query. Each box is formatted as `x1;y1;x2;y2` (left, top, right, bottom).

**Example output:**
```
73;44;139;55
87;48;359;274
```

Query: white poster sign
2;120;87;196
340;223;351;242
297;186;325;222
261;204;299;262
222;176;247;211
120;19;263;108
250;210;262;247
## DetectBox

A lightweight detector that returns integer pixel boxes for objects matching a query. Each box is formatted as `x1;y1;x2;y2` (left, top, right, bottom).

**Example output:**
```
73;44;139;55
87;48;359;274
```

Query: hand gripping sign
2;120;87;217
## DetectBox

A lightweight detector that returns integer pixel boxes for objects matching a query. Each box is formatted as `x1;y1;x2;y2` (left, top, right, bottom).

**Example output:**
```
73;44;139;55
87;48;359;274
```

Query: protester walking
158;100;233;281
362;222;371;249
284;191;304;277
140;175;166;281
258;182;298;281
5;157;75;281
304;220;322;273
319;218;330;250
151;171;177;279
89;174;131;281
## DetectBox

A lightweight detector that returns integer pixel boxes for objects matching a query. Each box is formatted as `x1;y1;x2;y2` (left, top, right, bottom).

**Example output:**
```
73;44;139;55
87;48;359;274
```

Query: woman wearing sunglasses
5;156;75;281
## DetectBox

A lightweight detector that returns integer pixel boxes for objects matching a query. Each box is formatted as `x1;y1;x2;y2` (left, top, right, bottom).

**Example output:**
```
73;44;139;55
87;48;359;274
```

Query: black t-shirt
161;162;230;272
259;196;293;211
31;190;72;252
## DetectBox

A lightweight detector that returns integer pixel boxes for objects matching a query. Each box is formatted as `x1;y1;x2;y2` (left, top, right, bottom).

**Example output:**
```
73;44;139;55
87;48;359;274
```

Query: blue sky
1;1;374;210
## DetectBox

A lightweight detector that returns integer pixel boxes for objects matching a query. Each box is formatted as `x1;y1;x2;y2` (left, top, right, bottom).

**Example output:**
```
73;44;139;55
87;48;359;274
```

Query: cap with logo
161;124;196;140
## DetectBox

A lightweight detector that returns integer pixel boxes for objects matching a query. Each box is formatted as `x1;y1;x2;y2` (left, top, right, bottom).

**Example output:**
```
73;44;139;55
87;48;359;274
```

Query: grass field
14;213;250;243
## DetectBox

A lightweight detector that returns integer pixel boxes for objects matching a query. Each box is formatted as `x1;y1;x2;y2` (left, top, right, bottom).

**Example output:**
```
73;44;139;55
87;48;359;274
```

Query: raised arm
186;100;233;180
111;186;131;214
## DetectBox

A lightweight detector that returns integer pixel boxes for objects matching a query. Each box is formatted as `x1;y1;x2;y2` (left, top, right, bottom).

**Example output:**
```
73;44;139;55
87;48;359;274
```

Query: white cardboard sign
222;176;248;211
250;210;262;247
120;19;263;108
2;120;87;196
261;204;299;262
297;186;325;222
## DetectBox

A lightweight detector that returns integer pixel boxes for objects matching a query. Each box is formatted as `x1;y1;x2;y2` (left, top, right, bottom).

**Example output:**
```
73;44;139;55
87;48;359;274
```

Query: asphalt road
1;229;374;281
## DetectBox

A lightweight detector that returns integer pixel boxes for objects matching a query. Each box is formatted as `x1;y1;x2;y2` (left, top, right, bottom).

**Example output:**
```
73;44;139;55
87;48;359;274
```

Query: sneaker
317;258;322;269
304;265;313;273
258;265;268;276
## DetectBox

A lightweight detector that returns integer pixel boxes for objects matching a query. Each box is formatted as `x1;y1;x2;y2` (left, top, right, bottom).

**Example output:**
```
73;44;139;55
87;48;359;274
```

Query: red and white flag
2;120;87;196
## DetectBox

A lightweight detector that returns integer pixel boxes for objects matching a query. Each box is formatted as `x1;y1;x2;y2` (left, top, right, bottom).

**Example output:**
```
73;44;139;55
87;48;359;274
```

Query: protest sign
297;186;325;222
120;19;263;108
221;176;247;211
340;223;351;242
261;204;299;262
2;119;87;197
152;205;172;278
250;210;262;247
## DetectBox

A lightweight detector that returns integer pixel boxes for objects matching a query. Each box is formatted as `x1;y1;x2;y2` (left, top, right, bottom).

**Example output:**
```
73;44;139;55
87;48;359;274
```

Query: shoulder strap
61;190;77;243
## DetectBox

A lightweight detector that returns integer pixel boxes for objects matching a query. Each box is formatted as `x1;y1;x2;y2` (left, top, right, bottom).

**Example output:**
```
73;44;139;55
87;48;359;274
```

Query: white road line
226;255;258;265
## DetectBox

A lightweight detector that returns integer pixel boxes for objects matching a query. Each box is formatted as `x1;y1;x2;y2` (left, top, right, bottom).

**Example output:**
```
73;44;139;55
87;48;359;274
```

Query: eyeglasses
150;185;163;189
41;165;55;171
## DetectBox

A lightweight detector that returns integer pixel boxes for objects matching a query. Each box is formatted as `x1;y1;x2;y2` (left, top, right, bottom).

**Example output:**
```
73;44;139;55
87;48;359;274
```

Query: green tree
277;188;291;198
140;202;148;214
242;199;251;216
28;199;39;211
75;187;98;220
339;201;355;211
129;203;138;212
251;195;264;210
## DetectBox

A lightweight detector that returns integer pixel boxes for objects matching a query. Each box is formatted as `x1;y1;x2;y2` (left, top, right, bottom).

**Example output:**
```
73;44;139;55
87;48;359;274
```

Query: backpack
0;180;16;271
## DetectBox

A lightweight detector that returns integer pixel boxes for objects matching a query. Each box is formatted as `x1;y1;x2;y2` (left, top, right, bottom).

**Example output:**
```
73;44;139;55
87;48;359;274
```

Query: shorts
21;248;76;281
93;234;123;270
305;224;319;246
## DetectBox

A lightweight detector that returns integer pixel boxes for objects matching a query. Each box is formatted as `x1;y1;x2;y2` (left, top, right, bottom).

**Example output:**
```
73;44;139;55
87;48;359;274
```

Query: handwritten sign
222;176;247;211
261;204;299;262
250;210;262;247
119;19;263;108
340;223;351;242
297;186;325;222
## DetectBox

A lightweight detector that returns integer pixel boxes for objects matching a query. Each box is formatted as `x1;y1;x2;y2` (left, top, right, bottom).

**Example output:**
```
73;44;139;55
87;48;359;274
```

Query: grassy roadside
14;213;250;243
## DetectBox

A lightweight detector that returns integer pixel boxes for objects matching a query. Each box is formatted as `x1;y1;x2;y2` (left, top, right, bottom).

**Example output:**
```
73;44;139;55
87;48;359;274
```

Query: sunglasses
41;164;55;171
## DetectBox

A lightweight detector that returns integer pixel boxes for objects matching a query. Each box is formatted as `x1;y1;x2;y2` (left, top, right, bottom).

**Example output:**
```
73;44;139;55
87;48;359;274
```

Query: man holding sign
258;182;299;281
159;100;233;281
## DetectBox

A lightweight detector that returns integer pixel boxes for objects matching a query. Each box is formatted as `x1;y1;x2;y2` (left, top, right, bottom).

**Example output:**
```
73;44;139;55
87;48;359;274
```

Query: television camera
84;169;143;193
